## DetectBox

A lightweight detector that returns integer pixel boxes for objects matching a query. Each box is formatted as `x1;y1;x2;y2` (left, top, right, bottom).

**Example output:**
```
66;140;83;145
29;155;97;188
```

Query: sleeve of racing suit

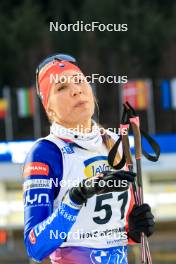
23;139;81;262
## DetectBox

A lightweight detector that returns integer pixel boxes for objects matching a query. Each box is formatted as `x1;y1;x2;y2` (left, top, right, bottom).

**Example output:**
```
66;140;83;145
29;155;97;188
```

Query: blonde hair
94;96;121;167
99;125;121;168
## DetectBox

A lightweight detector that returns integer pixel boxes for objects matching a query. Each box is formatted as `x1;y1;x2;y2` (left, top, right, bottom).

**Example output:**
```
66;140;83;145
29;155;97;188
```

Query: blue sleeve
23;139;81;262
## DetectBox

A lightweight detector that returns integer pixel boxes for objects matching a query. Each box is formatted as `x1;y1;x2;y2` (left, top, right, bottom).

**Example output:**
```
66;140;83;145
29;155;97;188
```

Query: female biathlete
23;54;154;264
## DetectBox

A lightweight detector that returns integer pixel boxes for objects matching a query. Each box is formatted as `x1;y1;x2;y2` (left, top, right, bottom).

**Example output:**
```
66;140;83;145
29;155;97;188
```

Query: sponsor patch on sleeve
29;229;36;244
23;162;49;177
23;179;51;191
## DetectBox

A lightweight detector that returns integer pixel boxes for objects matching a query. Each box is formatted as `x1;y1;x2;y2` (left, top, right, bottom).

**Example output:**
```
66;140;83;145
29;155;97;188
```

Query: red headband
38;60;82;109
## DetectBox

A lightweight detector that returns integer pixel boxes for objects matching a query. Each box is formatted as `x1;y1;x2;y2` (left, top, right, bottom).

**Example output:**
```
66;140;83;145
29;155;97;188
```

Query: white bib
45;122;131;248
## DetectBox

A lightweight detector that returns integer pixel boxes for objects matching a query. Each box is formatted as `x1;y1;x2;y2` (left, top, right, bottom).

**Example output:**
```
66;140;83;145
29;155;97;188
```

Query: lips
74;100;88;107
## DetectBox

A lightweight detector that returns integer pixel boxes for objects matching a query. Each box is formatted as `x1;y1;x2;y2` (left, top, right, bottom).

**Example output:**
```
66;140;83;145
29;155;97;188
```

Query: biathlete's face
46;70;95;126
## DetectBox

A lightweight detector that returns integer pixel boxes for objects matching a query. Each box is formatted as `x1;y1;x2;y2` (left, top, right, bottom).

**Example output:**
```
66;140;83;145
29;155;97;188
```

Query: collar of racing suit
50;120;105;152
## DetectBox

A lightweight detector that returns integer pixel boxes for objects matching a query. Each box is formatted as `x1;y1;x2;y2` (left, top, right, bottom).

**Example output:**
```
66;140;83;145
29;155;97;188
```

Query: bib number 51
93;192;128;225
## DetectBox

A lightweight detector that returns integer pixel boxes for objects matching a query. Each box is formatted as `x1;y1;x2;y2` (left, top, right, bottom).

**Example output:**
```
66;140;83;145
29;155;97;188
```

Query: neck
56;119;92;134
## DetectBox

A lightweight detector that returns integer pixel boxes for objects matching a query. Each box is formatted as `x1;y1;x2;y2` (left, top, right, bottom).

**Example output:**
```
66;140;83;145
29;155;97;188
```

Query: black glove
128;203;155;243
69;170;136;205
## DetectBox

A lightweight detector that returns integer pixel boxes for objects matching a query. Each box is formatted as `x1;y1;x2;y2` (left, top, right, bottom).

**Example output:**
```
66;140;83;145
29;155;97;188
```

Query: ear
47;109;55;117
46;104;54;117
45;106;50;116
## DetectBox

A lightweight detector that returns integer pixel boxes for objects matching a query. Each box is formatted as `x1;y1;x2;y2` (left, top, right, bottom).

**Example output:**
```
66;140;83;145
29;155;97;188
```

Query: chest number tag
93;191;128;225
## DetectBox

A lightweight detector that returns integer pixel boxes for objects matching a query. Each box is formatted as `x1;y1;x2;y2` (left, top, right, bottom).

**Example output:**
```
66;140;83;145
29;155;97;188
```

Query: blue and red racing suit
23;123;135;264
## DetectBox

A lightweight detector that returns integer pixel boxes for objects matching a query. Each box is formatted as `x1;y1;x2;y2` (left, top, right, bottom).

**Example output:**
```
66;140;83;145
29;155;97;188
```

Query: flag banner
121;79;149;110
0;98;8;119
2;86;13;140
160;80;171;109
136;80;149;109
170;78;176;109
17;87;34;117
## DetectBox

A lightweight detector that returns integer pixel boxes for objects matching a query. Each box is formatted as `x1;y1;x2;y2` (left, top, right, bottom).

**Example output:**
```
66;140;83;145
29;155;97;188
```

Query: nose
71;84;82;97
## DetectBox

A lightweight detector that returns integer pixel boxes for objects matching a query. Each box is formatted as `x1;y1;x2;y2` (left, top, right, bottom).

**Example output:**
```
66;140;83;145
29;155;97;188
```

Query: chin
82;109;94;118
73;112;92;123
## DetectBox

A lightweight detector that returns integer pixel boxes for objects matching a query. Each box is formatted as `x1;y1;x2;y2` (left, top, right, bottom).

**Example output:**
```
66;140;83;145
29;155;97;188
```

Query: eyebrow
53;73;84;92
